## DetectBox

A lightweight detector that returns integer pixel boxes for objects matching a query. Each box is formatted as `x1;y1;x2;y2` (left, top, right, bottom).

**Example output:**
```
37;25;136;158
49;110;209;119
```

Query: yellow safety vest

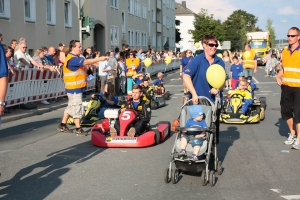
63;54;87;90
243;50;256;69
125;58;140;77
282;48;300;87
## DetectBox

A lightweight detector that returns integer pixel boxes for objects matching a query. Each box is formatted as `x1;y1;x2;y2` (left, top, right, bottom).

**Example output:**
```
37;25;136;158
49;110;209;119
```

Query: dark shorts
281;85;300;124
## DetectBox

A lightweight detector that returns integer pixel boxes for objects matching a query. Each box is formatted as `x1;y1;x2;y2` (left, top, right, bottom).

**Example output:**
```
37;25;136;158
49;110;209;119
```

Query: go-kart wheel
171;169;179;184
150;101;157;110
152;129;161;145
158;121;171;137
260;101;267;109
260;107;265;121
164;91;170;100
201;170;207;186
217;161;223;175
165;168;171;183
209;171;216;187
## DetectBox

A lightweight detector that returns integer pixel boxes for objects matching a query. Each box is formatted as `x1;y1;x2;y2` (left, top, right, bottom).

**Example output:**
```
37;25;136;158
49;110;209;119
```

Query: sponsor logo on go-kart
106;137;137;143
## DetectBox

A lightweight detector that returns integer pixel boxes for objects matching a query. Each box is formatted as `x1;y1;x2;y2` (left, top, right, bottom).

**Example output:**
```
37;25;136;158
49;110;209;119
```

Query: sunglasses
287;35;299;38
207;43;219;47
187;52;192;54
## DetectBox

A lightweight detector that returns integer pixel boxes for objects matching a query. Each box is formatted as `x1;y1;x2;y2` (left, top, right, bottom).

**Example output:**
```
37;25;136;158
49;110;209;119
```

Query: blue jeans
244;69;254;79
182;134;204;147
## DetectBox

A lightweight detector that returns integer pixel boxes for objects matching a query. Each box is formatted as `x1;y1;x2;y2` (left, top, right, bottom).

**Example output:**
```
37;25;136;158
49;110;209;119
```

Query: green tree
223;9;260;51
266;18;276;48
188;8;225;43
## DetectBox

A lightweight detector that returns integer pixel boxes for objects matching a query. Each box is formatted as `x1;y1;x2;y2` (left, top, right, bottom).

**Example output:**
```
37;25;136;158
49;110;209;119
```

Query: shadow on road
218;126;240;162
0;141;105;199
274;118;289;137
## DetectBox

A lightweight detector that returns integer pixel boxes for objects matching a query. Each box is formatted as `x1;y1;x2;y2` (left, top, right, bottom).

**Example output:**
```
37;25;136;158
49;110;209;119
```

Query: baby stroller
165;96;223;186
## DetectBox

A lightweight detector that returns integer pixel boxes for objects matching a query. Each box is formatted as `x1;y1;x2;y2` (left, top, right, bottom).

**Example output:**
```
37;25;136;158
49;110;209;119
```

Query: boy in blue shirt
230;56;244;89
153;72;165;94
179;105;207;161
132;72;144;86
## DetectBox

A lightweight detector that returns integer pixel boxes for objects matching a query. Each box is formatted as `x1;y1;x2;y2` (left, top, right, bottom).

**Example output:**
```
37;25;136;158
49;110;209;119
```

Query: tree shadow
274;118;289;137
218;126;240;162
0;141;105;200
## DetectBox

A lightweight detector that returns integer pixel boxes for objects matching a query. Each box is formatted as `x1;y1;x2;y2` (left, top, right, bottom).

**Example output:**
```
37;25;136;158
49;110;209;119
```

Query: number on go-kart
121;111;131;120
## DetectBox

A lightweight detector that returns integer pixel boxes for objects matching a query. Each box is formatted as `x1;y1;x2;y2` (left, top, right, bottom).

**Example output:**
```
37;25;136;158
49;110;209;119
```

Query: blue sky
175;0;300;39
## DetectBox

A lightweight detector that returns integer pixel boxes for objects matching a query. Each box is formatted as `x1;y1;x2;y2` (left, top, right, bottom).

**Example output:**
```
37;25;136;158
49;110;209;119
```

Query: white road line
172;97;178;98
280;195;300;200
252;76;259;84
256;93;269;95
260;91;273;92
270;189;281;194
174;93;184;95
256;82;277;84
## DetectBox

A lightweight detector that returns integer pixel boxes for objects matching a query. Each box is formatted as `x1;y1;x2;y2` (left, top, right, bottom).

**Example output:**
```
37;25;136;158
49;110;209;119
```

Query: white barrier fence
5;59;180;107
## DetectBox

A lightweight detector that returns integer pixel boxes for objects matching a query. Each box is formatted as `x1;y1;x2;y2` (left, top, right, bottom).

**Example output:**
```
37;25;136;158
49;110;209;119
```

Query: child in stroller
179;105;207;161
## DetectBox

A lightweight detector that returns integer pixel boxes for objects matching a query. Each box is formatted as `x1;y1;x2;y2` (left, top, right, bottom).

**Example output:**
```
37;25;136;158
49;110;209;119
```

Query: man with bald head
45;46;56;65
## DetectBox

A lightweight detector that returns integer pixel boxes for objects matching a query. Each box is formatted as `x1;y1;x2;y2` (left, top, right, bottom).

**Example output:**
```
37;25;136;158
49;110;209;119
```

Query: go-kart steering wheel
230;93;244;100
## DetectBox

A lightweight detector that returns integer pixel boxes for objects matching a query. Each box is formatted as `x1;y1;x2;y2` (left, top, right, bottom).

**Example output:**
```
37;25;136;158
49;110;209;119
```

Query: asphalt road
1;67;300;200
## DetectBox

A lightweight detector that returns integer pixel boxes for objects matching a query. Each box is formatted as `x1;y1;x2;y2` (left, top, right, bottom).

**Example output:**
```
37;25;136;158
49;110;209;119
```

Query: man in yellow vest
241;43;257;80
57;40;107;136
276;27;300;149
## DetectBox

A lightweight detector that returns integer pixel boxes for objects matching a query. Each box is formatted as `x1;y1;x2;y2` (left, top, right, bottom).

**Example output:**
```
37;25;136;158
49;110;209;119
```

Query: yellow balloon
228;50;231;55
164;56;172;65
243;51;251;59
206;64;226;89
144;58;152;67
217;53;222;58
284;46;288;50
195;42;200;48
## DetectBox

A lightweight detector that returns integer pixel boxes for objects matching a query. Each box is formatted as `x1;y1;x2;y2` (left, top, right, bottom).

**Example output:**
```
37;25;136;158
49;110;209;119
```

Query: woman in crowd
118;56;126;95
125;51;140;95
223;50;233;89
97;51;108;93
92;82;119;119
180;50;193;95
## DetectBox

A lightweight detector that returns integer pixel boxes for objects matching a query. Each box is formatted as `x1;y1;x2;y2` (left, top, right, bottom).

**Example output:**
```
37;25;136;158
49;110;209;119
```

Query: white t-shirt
98;61;108;76
14;50;32;69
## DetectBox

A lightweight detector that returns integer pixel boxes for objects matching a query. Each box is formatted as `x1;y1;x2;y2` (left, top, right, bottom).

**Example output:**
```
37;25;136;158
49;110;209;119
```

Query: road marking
170;78;181;81
256;93;269;95
270;189;281;194
256;82;277;84
172;97;178;98
260;91;272;92
280;195;300;200
253;77;259;84
174;93;183;95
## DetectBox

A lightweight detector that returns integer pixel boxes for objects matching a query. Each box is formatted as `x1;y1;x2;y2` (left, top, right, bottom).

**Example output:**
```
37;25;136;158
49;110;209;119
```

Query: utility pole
78;0;82;44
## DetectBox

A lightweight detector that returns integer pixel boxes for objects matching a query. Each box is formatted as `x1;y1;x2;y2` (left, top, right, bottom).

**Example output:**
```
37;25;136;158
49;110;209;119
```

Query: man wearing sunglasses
241;43;257;80
183;34;225;146
276;27;300;150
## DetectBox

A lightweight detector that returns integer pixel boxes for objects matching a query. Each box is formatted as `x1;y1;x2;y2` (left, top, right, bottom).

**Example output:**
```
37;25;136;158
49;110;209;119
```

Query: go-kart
91;108;171;148
154;84;170;100
67;98;101;127
219;92;266;124
147;89;167;110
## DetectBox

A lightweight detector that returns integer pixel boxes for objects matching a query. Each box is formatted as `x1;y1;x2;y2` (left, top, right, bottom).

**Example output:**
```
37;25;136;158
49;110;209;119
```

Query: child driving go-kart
235;72;257;97
142;77;153;103
227;79;253;115
110;84;151;137
153;72;165;94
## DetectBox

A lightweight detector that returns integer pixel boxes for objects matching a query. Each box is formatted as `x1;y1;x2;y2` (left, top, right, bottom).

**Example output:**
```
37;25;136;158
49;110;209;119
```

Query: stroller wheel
171;169;179;184
217;161;223;175
164;168;171;184
209;171;216;187
201;170;207;186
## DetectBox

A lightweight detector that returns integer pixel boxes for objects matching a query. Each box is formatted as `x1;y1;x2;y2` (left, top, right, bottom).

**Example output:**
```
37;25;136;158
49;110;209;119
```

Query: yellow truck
246;32;270;66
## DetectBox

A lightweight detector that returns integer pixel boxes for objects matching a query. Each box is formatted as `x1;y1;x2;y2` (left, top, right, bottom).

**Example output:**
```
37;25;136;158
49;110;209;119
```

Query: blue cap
189;105;204;119
238;72;245;77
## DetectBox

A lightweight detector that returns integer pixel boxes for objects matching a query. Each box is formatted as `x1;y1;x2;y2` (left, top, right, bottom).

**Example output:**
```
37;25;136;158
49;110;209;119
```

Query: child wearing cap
133;72;144;86
153;72;165;93
179;105;207;161
230;56;244;89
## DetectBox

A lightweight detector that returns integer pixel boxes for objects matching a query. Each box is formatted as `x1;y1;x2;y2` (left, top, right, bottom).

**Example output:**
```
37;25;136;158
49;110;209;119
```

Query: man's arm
254;60;257;73
83;56;107;65
18;58;32;67
140;103;151;122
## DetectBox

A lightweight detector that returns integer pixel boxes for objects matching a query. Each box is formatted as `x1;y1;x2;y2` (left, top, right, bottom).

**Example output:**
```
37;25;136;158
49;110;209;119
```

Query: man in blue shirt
183;34;225;145
0;42;9;128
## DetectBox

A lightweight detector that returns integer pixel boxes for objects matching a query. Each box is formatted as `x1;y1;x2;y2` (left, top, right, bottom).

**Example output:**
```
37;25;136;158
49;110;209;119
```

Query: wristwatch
0;101;5;107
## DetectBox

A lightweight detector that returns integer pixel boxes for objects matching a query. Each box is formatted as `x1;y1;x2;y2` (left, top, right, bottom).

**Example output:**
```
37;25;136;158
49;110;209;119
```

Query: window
0;0;10;18
152;9;155;22
136;1;140;17
163;0;165;4
46;0;56;25
135;31;141;46
110;0;118;9
148;0;150;11
128;0;134;14
152;33;156;48
128;30;134;46
142;32;147;46
110;26;119;46
142;4;147;19
64;0;72;27
122;11;125;33
24;0;36;22
163;15;166;26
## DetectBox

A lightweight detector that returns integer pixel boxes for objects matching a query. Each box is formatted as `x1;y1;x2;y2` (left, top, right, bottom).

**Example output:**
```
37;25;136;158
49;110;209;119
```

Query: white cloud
176;0;237;21
278;6;298;15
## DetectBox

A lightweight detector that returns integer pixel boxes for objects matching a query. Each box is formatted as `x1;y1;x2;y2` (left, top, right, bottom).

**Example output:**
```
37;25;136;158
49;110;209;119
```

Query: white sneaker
41;100;50;105
292;139;300;149
284;133;296;145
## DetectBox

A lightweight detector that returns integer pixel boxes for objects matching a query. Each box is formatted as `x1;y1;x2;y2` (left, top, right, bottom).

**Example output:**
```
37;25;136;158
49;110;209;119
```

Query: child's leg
180;134;189;149
193;145;201;155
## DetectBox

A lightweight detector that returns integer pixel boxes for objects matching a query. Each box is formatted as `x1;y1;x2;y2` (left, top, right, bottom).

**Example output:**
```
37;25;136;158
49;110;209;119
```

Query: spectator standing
180;50;193;95
57;40;108;136
241;44;257;80
107;51;119;90
45;46;56;65
118;57;126;94
125;51;141;95
276;27;300;149
223;50;232;89
230;56;244;90
97;53;108;93
10;39;17;56
263;50;272;77
0;42;8;128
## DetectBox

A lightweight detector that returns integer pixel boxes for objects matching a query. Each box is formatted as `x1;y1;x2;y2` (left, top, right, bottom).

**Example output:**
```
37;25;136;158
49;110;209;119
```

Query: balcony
157;0;161;10
157;23;162;33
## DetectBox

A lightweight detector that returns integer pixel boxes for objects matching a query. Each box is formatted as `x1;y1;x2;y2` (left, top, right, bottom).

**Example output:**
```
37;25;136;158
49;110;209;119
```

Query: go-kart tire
165;168;171;183
260;101;267;110
259;97;266;103
209;171;216;187
150;101;157;110
201;170;207;186
217;161;223;175
152;129;161;145
158;121;171;137
171;169;179;184
164;91;170;100
260;107;265;121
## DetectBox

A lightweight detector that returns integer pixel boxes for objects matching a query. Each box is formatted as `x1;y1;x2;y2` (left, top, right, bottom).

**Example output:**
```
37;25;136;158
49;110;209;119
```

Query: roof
175;2;194;15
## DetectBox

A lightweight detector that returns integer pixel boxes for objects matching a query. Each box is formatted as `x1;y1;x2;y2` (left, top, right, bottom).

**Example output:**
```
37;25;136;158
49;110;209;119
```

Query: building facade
175;1;195;52
82;0;176;53
0;0;79;54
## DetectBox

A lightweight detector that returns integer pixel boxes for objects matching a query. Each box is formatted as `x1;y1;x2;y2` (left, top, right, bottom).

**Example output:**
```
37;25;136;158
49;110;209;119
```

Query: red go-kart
91;108;171;148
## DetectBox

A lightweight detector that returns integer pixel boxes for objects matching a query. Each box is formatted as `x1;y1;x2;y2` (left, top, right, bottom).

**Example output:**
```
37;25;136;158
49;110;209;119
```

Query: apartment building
175;1;195;52
82;0;176;53
0;0;79;54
